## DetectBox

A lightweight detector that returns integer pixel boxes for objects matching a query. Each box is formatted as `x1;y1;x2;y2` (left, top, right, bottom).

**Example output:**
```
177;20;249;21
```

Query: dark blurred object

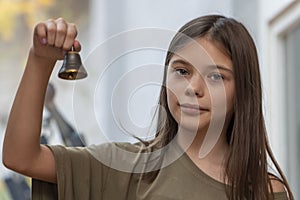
40;135;48;145
45;83;86;146
4;174;30;200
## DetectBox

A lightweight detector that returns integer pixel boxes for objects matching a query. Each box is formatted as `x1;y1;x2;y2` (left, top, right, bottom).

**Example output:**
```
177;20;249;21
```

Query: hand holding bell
58;46;88;80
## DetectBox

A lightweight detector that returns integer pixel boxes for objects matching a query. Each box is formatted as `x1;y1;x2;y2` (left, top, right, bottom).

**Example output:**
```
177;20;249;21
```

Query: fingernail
41;38;47;44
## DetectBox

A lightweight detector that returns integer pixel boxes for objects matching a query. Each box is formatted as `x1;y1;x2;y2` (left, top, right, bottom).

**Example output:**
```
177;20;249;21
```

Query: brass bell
58;48;88;80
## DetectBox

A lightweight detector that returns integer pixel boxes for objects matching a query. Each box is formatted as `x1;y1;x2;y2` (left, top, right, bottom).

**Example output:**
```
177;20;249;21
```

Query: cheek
166;88;182;124
209;89;226;109
209;85;235;118
166;78;180;106
166;88;178;111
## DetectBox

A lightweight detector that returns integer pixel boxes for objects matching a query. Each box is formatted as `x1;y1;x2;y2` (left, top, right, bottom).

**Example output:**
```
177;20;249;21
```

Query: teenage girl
3;15;294;199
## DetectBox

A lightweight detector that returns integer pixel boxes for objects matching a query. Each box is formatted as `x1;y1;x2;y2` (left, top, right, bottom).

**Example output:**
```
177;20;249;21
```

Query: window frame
268;0;300;197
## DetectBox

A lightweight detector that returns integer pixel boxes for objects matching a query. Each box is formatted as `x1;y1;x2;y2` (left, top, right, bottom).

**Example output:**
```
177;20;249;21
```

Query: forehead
169;38;233;71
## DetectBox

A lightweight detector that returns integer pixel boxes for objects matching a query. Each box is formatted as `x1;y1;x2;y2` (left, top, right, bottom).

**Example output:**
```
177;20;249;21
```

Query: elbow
2;134;31;174
2;148;29;174
2;150;18;171
2;142;13;170
2;145;11;169
2;131;40;175
2;155;31;175
2;155;14;171
2;135;17;171
2;158;13;171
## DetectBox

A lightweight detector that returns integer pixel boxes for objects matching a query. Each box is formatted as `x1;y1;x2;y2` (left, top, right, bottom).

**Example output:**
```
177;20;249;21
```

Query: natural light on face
166;37;235;156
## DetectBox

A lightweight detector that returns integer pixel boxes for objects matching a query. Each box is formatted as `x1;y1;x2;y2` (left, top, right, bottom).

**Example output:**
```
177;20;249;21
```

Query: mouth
178;103;209;115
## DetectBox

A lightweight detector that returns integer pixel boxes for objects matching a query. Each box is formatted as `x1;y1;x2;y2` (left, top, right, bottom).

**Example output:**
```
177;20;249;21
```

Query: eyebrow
170;60;192;67
208;64;234;74
169;59;233;74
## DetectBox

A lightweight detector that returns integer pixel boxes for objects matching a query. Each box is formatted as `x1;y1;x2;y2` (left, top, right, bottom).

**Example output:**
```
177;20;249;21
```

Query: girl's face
166;38;235;135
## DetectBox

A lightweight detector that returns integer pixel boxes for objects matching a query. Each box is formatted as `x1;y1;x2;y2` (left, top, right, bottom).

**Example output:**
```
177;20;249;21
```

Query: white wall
0;0;234;181
79;0;234;145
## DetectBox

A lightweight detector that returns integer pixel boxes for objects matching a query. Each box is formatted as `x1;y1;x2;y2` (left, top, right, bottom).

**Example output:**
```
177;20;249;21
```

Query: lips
179;103;209;115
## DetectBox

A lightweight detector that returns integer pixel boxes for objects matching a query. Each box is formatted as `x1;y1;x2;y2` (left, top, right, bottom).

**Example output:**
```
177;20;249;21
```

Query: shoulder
49;142;145;159
86;142;151;173
268;174;286;193
87;142;145;153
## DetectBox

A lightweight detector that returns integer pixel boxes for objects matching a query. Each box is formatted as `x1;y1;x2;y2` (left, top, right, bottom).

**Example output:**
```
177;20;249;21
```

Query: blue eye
175;68;189;76
208;73;224;81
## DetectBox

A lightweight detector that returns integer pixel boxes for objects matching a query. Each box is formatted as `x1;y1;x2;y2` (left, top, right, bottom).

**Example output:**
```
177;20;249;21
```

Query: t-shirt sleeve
273;191;289;200
32;179;58;200
32;142;144;200
32;145;110;200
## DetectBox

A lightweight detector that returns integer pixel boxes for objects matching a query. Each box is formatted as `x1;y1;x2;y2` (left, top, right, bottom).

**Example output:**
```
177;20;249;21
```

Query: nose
185;74;205;97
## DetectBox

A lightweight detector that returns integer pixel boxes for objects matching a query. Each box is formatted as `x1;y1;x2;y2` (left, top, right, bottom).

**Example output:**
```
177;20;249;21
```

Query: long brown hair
149;15;294;199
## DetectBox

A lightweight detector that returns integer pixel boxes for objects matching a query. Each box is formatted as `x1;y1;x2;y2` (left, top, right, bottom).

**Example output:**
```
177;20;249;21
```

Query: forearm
2;49;55;172
3;18;79;182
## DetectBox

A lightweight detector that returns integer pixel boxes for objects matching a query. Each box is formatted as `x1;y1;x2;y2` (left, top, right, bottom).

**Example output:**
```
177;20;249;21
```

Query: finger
54;18;67;48
45;19;57;46
62;23;78;51
73;40;81;52
34;22;47;45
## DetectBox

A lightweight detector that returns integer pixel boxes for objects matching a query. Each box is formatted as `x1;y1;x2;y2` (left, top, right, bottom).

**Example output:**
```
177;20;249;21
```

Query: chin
177;119;210;134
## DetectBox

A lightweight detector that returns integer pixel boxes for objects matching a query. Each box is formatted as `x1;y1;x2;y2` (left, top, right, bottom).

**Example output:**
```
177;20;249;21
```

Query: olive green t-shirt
32;143;288;200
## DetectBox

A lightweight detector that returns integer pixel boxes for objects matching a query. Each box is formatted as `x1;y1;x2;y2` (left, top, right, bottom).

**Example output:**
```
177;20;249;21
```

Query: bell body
58;51;88;80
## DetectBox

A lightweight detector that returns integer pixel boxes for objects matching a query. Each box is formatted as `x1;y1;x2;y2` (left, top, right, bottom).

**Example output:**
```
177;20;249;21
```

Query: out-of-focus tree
0;0;55;41
0;0;89;41
0;0;89;69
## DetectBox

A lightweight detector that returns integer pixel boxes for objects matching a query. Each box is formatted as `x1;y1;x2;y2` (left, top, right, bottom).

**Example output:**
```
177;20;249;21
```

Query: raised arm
2;18;81;183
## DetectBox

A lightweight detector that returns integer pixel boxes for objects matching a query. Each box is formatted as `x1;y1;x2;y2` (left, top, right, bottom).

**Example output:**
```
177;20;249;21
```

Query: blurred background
0;0;299;199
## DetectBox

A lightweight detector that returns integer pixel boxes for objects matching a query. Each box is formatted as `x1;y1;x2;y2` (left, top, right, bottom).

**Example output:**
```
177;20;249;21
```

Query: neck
176;125;229;182
177;126;228;160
